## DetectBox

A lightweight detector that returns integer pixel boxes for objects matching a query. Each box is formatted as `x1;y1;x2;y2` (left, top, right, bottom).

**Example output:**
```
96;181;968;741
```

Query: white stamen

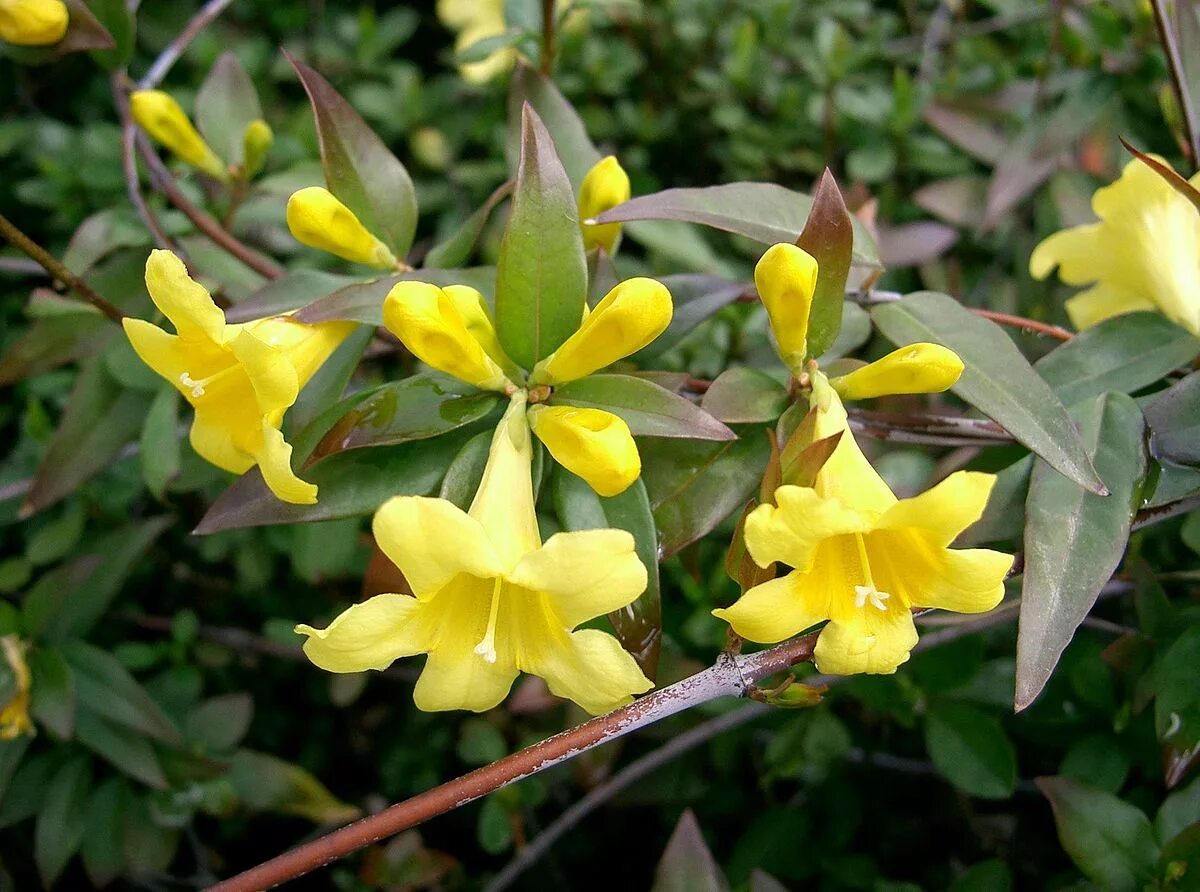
473;577;504;664
180;372;206;398
854;584;891;611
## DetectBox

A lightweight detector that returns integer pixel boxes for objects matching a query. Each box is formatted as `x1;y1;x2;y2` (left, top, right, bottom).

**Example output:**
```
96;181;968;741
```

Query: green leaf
872;292;1105;493
551;374;734;440
1035;312;1200;407
23;355;152;516
229;750;360;824
1060;733;1131;793
82;0;132;69
477;794;513;855
195;51;263;167
596;182;879;266
631;275;745;363
1037;776;1160;890
439;431;492;510
288;54;417;258
701;368;788;424
224;269;359;322
795;169;853;358
819;301;872;362
957;456;1032;546
1018;393;1146;710
495;103;588;370
140;384;180;499
22;556;102;641
81;778;127;887
642;428;771;558
293;267;497;326
0;751;58;829
26;501;85;566
553;471;662;678
185;693;254;753
63;641;181;745
50;0;115;56
949;860;1012;892
925;701;1017;799
651;809;730;892
28;648;75;740
1155;626;1200;751
1157;772;1200;844
426;180;514;269
507;63;601;187
1145;371;1200;467
35;756;91;886
0;313;110;386
457;718;507;766
0;737;30;807
121;793;179;878
74;707;168;789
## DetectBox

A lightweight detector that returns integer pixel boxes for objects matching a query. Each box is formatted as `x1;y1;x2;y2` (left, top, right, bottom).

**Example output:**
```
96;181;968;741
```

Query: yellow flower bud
382;281;512;391
0;0;67;46
0;635;33;740
755;243;819;370
529;405;641;497
241;119;273;179
829;343;964;400
286;186;397;269
130;90;229;182
578;156;631;254
530;278;672;385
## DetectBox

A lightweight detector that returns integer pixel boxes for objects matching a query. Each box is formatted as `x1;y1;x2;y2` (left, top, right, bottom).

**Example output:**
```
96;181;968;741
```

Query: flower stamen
852;532;891;611
179;365;236;399
473;576;504;664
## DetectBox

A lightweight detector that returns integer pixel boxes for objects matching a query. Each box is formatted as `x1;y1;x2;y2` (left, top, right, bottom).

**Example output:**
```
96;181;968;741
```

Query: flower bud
286;186;397;269
530;278;672;385
130;90;228;182
578;156;631;254
829;343;964;400
0;635;33;740
0;0;67;46
755;243;819;370
241;119;273;179
529;405;641;497
382;281;511;391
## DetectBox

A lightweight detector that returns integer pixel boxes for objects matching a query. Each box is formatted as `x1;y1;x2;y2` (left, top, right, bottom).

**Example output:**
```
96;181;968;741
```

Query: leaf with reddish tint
288;54;418;259
494;104;588;370
701;368;788;424
876;221;959;268
796;169;854;358
506;63;601;187
195;52;263;167
552;374;734;441
651;810;730;892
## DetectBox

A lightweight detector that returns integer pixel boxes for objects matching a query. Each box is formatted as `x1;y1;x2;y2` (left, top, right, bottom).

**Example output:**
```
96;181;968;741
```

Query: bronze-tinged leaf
1120;138;1200;213
796;169;854;358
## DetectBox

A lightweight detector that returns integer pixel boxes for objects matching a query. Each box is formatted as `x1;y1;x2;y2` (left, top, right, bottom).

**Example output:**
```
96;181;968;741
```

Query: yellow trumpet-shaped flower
713;375;1012;675
0;636;33;740
130;90;228;182
829;343;964;400
529;405;640;497
579;156;631;254
286;186;397;269
122;250;354;504
297;395;653;714
0;0;67;45
382;281;514;390
529;278;673;385
1030;156;1200;337
756;243;819;372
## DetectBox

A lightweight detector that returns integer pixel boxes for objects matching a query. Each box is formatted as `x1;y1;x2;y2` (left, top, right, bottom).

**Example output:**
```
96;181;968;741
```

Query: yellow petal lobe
528;405;641;497
830;343;964;400
130;90;228;181
286;186;397;268
579;155;631;254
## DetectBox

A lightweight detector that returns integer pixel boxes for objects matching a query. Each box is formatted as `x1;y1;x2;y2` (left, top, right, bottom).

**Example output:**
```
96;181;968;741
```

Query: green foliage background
2;1;1200;889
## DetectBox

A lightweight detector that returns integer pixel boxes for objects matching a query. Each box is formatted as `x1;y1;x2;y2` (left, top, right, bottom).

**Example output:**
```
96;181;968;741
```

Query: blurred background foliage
2;0;1200;889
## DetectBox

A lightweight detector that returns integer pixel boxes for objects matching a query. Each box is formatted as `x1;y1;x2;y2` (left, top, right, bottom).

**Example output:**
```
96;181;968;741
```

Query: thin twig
540;0;555;76
0;212;124;323
112;73;177;252
850;288;1073;341
1150;0;1200;166
137;0;238;91
849;408;1013;447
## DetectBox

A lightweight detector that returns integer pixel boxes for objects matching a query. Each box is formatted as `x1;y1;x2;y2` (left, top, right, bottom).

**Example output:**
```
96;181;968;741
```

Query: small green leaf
224;269;360;322
140;384;180;499
701;368;788;424
28;648;75;740
795;169;853;358
552;374;734;440
925;701;1017;799
651;809;730;892
74;707;168;789
477;794;513;855
1038;776;1160;890
122;793;180;878
1035;312;1200;407
495;103;588;370
457;718;507;766
1018;393;1145;710
195;52;263;167
289;54;418;259
1145;371;1200;467
0;313;111;386
426;181;514;269
35;756;92;886
1060;733;1131;793
83;0;132;69
229;750;360;824
185;693;254;753
62;641;181;745
81;778;127;887
0;750;58;829
872;292;1106;494
1155;626;1200;751
439;431;492;510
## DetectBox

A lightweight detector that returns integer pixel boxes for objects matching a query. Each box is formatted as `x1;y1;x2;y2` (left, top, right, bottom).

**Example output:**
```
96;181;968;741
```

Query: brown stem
851;288;1074;341
112;74;177;252
0;211;124;324
135;135;284;280
206;635;814;891
540;0;555;76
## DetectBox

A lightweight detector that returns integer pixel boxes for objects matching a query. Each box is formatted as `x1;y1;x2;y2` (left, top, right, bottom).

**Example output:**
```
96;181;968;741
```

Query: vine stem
207;635;816;891
540;0;556;76
851;289;1074;341
112;73;177;252
0;211;124;324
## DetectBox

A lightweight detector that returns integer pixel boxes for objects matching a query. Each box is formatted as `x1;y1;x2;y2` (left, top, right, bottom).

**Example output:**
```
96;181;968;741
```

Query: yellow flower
130;90;229;182
297;395;653;714
384;274;671;497
1030;156;1200;337
0;636;33;740
829;343;964;400
0;0;67;45
755;243;819;372
436;0;514;83
713;375;1012;675
123;250;354;504
528;405;640;497
286;186;397;269
579;156;631;254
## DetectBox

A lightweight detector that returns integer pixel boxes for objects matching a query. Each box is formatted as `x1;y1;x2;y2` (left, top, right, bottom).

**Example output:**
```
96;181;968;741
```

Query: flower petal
228;329;299;416
813;604;919;676
1065;283;1156;331
755;242;818;365
877;471;997;547
528;406;641;497
413;649;519;713
188;412;255;475
255;421;317;505
712;572;829;644
507;529;646;628
131;93;227;181
744;486;868;572
372;496;502;599
286;186;396;268
144;249;227;343
296;593;427;672
527;628;652;715
879;537;1011;614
